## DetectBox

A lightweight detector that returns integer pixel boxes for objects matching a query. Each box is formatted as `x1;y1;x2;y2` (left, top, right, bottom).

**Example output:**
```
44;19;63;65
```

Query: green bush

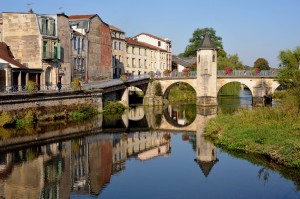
103;102;126;114
26;80;36;93
0;112;13;127
155;82;163;96
72;106;98;120
71;77;81;91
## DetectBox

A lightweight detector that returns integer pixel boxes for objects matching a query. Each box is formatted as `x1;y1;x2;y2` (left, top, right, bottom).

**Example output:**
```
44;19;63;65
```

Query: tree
254;58;270;70
183;27;226;57
277;47;300;89
217;54;244;70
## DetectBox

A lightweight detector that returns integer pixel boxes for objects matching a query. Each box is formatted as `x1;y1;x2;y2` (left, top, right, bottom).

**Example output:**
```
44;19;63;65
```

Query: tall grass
205;93;300;168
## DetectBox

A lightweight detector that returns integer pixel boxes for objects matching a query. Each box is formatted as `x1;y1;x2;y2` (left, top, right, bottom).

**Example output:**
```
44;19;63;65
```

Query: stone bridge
154;34;281;106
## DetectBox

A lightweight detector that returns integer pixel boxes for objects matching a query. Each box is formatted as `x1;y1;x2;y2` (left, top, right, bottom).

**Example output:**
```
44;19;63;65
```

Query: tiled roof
0;42;26;68
69;14;96;20
172;55;191;68
134;33;170;42
125;38;167;52
109;25;125;33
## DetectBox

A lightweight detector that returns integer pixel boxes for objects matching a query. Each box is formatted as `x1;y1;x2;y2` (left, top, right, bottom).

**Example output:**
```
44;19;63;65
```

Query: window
114;41;117;50
212;55;215;62
112;56;115;66
119;42;122;51
74;37;76;49
158;41;161;47
74;58;77;70
115;55;117;66
77;38;80;54
82;39;84;51
132;47;135;54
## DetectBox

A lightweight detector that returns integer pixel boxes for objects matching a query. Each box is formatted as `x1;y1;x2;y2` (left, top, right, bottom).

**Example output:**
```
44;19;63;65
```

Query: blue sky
1;0;299;67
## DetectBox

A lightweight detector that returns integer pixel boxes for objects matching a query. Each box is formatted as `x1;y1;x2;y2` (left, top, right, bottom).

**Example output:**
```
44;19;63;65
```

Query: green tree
183;27;226;57
277;47;300;89
254;58;270;70
217;54;244;70
277;46;300;108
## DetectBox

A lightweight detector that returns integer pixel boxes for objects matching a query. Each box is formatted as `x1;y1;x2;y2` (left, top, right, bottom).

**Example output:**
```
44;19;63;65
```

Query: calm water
0;91;299;199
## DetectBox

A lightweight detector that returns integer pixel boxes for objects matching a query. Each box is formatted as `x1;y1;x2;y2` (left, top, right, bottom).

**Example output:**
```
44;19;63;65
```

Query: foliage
120;74;128;82
168;83;196;104
15;111;34;128
0;112;13;127
272;90;288;100
205;93;300;168
163;69;171;76
182;27;226;57
277;46;300;108
26;80;36;93
218;82;241;96
189;64;197;71
155;82;163;96
103;102;126;115
254;58;270;70
224;67;232;74
71;77;81;91
72;106;98;120
218;54;244;70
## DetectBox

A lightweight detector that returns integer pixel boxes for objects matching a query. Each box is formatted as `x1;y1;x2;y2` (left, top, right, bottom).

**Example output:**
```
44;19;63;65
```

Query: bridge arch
158;79;198;100
217;79;255;96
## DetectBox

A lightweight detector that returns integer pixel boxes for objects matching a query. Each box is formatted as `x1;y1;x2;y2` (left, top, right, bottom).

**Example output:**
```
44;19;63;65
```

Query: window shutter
56;43;61;59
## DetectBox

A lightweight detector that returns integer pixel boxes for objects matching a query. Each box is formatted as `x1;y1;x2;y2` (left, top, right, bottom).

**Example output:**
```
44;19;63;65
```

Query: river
0;90;299;198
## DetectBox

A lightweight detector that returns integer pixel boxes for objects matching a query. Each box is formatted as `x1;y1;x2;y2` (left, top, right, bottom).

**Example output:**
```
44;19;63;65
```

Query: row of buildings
0;10;172;91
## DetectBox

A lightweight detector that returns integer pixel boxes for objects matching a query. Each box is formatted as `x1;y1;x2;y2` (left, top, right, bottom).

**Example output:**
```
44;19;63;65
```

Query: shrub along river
0;89;299;198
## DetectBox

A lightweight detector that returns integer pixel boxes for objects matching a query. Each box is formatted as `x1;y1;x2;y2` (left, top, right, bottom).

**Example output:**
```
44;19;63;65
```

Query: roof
109;25;125;33
197;33;216;50
126;38;167;52
172;55;191;67
0;42;27;68
195;159;218;178
69;14;96;20
134;33;170;42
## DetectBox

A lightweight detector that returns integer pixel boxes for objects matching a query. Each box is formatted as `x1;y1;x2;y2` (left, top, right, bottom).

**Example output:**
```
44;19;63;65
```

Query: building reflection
0;131;171;198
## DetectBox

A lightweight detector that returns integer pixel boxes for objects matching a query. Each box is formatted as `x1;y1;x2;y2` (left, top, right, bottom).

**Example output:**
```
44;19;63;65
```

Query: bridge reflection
0;105;217;198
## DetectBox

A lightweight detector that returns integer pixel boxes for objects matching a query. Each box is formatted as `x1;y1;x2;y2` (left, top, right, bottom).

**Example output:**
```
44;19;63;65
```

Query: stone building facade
69;14;112;82
0;11;71;88
125;37;167;76
133;33;172;72
110;25;126;78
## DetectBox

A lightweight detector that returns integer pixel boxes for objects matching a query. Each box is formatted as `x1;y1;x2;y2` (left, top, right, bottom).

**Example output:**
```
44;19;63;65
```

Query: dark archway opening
164;82;196;104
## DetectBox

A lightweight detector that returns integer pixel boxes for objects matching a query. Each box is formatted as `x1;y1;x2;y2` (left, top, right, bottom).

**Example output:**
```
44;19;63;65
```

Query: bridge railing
159;71;197;78
217;70;277;77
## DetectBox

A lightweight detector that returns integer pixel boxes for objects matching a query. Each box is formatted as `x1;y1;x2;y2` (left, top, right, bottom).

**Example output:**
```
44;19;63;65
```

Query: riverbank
204;105;300;168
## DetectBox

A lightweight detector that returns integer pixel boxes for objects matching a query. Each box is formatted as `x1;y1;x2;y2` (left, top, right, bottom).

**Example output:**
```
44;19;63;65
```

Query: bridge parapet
217;70;277;77
156;70;277;79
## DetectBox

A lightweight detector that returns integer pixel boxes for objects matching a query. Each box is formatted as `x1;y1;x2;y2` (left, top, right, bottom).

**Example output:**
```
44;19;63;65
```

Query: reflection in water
0;105;299;198
218;89;252;114
163;104;197;127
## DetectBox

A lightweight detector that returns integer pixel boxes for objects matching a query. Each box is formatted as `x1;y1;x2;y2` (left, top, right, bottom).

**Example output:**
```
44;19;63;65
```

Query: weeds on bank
205;93;300;168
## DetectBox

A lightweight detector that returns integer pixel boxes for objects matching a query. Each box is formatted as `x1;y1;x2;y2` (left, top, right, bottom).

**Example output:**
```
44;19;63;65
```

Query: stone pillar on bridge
196;34;218;106
121;87;129;107
252;78;272;106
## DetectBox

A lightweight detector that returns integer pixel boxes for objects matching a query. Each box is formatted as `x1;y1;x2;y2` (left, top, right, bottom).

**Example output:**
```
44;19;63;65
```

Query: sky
1;0;299;67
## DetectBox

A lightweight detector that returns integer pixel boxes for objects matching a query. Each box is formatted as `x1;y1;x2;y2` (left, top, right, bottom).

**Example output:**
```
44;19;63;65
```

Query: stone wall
0;90;103;119
57;14;71;84
2;13;42;68
100;22;112;79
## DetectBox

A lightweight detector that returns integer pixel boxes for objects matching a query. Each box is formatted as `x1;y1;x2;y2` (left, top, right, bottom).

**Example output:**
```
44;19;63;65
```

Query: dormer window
158;41;161;47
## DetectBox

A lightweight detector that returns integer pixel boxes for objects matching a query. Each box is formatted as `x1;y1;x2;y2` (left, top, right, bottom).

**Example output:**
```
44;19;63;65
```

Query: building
133;33;172;72
172;55;192;72
70;30;87;82
69;14;112;82
110;25;126;78
0;42;33;92
125;37;168;76
0;11;71;89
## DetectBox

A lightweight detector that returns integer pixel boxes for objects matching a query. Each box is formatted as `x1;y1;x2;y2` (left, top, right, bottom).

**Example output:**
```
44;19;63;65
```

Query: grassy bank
204;101;300;168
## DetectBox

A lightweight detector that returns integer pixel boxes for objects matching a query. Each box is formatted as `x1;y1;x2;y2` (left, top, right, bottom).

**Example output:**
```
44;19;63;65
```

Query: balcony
43;51;55;60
